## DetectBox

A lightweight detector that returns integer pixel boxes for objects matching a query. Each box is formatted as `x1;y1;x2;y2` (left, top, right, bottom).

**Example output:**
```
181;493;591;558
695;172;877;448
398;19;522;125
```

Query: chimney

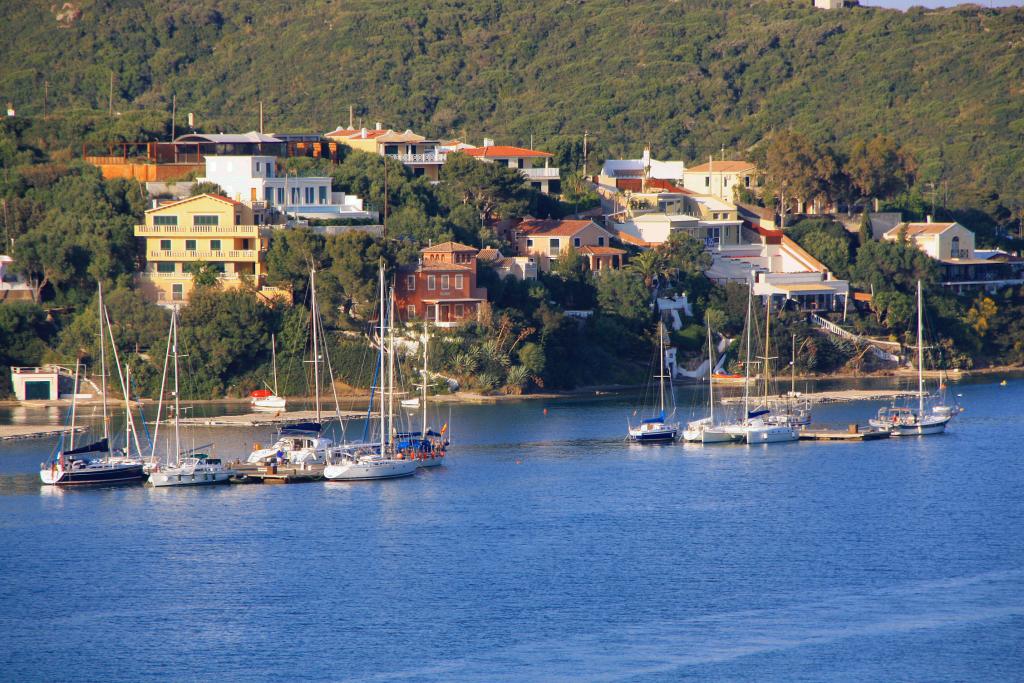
483;137;494;148
926;215;933;223
361;127;367;138
642;145;650;167
375;121;382;130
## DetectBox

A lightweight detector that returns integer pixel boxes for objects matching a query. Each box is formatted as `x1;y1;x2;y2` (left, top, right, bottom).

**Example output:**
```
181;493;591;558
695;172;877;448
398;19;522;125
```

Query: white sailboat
396;320;448;467
628;322;680;442
868;281;954;436
683;323;735;443
248;271;335;465
148;308;235;487
742;294;799;444
41;283;146;486
324;265;418;481
251;333;287;411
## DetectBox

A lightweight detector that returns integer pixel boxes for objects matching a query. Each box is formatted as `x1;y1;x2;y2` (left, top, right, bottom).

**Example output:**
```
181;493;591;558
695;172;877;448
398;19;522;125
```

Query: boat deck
799;427;891;441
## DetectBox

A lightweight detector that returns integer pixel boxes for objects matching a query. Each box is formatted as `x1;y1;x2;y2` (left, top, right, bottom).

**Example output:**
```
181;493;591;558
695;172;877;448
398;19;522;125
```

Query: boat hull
890;417;950;436
744;425;800;444
251;396;287;412
629;429;678;443
40;463;145;486
324;458;418;481
702;427;740;444
415;454;445;468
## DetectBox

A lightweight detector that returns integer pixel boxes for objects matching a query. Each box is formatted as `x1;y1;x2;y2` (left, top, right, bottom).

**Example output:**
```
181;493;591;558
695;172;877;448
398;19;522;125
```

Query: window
427;275;436;291
414;167;425;177
255;162;261;174
185;239;197;251
210;240;222;251
526;238;533;248
454;274;464;290
277;188;285;204
211;262;226;273
319;186;328;204
441;274;450;290
291;188;299;204
305;187;315;204
264;187;274;204
744;176;751;188
194;215;219;226
951;236;960;258
159;240;172;251
172;284;184;301
549;238;560;256
454;304;465;318
156;262;176;273
705;176;711;187
573;237;581;247
598;237;605;246
407;305;417;318
407;274;416;291
384;144;398;155
266;164;274;178
153;215;177;226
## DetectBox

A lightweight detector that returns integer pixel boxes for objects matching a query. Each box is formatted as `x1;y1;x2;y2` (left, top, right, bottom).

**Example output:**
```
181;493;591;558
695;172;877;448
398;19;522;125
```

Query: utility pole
583;129;589;175
382;155;388;239
259;100;264;134
348;105;354;129
42;81;48;119
108;70;114;116
171;95;176;141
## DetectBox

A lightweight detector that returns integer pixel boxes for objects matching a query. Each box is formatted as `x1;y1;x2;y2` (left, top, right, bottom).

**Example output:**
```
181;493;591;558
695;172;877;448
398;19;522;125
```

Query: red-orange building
395;242;488;327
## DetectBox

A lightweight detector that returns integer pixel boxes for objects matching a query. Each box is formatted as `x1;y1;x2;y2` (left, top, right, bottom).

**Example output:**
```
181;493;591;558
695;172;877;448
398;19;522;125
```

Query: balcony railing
139;271;256;280
135;224;264;236
522;167;560;180
148;249;260;260
387;153;447;164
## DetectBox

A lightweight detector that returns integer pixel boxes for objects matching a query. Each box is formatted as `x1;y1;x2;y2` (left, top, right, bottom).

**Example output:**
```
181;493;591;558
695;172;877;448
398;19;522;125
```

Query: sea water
0;377;1021;681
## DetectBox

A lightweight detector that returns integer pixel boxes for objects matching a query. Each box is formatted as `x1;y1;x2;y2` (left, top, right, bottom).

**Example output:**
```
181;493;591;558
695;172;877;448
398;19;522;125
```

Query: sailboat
868;281;954;436
628;322;680;443
395;320;449;467
683;323;734;443
40;284;146;486
146;309;235;487
741;293;799;444
248;270;336;465
324;265;418;481
251;333;287;411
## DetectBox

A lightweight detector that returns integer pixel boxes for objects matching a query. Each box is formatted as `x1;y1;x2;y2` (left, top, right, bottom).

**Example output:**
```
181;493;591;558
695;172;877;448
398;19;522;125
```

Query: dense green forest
1;0;1023;215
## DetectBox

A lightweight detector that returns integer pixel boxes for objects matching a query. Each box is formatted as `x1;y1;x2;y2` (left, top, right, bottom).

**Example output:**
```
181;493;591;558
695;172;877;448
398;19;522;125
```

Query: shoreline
2;366;1021;409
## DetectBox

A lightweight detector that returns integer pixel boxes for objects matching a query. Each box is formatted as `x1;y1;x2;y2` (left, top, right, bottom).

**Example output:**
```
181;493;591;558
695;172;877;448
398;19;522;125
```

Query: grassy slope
2;0;1023;206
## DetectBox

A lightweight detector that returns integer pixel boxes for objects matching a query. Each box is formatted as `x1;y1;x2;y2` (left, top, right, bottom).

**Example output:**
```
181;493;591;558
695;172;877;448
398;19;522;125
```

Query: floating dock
0;425;86;442
799;426;891;441
722;389;919;406
174;409;365;428
230;461;325;484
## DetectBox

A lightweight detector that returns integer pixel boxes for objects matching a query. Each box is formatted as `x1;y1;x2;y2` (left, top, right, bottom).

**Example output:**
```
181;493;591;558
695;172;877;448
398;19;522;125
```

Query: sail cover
281;422;322;435
63;438;110;456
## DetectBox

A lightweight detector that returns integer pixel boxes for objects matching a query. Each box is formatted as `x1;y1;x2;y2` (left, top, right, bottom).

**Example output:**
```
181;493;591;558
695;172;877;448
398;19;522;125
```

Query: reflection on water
0;378;1022;681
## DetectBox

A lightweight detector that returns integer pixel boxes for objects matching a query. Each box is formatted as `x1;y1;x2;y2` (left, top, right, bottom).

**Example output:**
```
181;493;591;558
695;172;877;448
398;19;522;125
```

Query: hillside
2;0;1023;209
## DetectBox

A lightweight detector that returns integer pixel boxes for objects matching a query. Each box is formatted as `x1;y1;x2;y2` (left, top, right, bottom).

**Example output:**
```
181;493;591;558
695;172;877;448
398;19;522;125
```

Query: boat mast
707;321;714;423
763;298;771;406
422;320;428;437
743;281;753;423
68;360;80;451
378;263;386;455
659;322;666;415
917;279;924;416
791;334;796;396
98;282;109;442
271;333;279;396
311;269;321;422
124;363;131;457
172;310;181;466
150;315;173;463
387;288;396;444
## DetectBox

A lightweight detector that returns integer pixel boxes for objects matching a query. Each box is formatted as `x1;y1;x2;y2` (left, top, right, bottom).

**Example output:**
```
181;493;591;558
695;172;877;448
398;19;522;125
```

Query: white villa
681;160;760;202
199;155;372;222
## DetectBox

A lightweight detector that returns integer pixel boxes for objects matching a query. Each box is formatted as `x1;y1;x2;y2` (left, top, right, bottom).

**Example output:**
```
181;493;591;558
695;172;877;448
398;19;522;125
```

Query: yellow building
134;194;286;305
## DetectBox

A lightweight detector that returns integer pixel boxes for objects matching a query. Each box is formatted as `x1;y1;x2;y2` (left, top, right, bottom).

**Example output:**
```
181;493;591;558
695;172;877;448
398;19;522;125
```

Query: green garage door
24;380;52;400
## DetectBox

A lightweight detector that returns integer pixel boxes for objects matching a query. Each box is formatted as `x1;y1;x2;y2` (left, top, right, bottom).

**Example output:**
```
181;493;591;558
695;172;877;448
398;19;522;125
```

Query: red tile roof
421;241;478;254
577;245;626;256
890;222;959;237
517;219;600;237
613;230;652;248
464;146;553;159
209;194;244;206
324;127;359;138
686;160;756;173
144;193;243;213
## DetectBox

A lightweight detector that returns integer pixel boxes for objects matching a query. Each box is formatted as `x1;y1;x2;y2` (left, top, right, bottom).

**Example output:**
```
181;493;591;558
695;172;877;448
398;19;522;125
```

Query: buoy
1000;380;1008;386
543;408;548;415
515;459;522;465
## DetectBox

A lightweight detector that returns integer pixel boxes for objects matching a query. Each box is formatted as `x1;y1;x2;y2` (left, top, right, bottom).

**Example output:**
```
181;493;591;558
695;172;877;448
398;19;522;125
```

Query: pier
722;389;919;406
230;461;325;484
0;425;85;442
173;409;365;428
799;426;891;441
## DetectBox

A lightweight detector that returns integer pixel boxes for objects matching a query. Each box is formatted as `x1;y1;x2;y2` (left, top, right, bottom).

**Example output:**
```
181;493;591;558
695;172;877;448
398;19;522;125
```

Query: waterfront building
395;242;488;326
596;147;687;196
326;124;446;180
463;142;561;195
133;194;289;306
681;160;760;202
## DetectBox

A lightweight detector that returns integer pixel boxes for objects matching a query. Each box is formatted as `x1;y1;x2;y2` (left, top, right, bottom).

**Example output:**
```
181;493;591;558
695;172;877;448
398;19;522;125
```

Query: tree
852;239;939;294
761;131;836;226
190;181;225;196
870;290;914;329
966;296;998;337
264;227;326;293
438;152;529;223
627;249;669;293
800;229;852;279
551;245;586;281
187;261;221;289
847;136;915;208
324;231;392;317
858;209;873;246
596;269;650;323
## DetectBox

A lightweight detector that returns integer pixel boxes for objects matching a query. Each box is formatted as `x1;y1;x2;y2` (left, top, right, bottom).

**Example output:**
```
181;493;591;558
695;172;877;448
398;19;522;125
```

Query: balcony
135;224;264;237
387;153;447;164
522;167;560;180
148;249;260;261
139;271;256;281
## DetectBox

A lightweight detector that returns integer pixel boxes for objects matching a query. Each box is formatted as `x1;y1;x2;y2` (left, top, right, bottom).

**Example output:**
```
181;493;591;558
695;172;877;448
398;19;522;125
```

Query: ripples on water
0;379;1022;681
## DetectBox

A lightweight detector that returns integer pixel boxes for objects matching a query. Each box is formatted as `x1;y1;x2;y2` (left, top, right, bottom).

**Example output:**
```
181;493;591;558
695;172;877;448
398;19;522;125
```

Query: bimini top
280;422;322;436
64;438;110;456
641;413;666;425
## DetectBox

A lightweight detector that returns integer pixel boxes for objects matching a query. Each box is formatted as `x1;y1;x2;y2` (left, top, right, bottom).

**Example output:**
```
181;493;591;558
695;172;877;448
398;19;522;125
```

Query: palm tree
628;249;670;295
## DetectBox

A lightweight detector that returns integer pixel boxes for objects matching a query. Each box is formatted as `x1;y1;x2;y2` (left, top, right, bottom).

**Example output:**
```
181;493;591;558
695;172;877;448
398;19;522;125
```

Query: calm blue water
1;378;1022;682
